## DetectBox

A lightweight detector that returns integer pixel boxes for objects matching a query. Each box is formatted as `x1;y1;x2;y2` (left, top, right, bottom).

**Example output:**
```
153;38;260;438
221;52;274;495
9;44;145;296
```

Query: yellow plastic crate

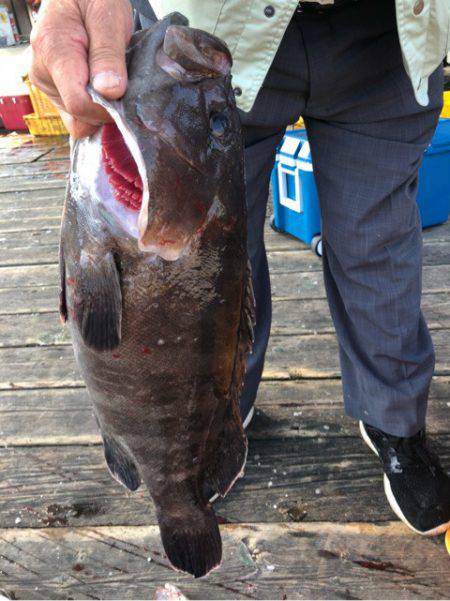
442;92;450;118
23;75;60;117
24;113;68;136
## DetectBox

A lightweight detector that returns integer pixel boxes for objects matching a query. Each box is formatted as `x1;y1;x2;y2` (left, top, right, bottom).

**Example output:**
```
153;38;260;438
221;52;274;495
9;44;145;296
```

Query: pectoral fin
103;434;141;491
73;250;122;351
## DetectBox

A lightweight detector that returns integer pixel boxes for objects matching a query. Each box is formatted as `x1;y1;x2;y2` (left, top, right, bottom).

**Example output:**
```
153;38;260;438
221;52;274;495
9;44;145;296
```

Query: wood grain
0;523;449;600
1;435;449;529
2;376;450;446
0;159;69;179
1;327;450;388
2;294;450;345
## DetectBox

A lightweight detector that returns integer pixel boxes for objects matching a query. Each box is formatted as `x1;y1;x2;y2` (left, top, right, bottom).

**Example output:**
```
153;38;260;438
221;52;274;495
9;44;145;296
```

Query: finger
84;0;133;100
31;28;111;127
31;54;114;130
51;50;112;124
59;109;99;139
29;61;65;112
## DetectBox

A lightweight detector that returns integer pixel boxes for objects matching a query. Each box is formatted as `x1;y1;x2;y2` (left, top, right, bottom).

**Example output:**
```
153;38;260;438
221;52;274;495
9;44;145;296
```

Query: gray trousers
239;0;443;437
134;0;442;437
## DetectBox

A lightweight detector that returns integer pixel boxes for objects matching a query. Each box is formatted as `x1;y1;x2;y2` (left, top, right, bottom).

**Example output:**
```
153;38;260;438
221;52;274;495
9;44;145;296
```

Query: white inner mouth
75;129;139;239
86;86;150;241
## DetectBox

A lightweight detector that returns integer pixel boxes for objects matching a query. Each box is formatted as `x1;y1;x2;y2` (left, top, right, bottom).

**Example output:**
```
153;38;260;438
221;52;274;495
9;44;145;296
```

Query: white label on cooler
280;136;301;156
278;164;302;214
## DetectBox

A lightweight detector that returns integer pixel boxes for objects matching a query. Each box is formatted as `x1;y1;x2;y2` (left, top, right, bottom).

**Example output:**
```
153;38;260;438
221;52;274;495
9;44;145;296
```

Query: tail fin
159;506;222;578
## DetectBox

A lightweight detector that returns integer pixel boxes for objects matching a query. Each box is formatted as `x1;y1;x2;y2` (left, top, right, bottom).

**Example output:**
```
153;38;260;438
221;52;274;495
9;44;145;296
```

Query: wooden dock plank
0;214;62;233
1;328;450;388
3;289;450;342
0;227;60;247
0;189;65;210
0;205;62;220
0;312;69;346
261;329;450;380
1;225;450;268
1;265;449;316
264;219;450;251
0;148;55;167
1;436;449;529
1;377;450;446
2;257;450;298
0;286;58;315
0;141;68;166
0;136;67;150
0;177;67;194
0;345;80;389
44;144;71;161
271;264;450;300
0;159;69;179
0;264;58;289
0;523;448;600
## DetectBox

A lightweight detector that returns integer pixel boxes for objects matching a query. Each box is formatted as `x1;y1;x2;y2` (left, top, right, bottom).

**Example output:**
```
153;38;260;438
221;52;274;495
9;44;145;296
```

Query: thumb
84;0;133;100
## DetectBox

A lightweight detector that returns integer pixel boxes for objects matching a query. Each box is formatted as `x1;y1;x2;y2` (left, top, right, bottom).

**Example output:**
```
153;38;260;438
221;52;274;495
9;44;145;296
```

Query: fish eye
210;112;228;137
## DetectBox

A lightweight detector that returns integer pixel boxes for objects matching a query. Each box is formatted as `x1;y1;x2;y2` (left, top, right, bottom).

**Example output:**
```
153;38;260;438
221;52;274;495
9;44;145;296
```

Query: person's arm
29;0;133;138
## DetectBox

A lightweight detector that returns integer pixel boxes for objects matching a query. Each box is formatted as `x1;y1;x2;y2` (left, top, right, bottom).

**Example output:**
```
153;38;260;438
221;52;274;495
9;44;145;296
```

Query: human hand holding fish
29;0;133;138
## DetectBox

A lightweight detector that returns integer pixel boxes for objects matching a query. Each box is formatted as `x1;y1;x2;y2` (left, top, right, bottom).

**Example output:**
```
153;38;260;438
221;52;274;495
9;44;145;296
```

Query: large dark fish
59;13;254;578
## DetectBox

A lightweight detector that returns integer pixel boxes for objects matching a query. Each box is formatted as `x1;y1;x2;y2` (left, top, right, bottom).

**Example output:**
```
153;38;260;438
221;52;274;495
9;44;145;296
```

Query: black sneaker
360;421;450;535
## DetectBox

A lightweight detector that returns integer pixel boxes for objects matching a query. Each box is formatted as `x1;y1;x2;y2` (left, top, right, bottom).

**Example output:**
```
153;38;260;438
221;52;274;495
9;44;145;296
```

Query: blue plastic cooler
270;130;321;248
417;118;450;227
271;119;450;253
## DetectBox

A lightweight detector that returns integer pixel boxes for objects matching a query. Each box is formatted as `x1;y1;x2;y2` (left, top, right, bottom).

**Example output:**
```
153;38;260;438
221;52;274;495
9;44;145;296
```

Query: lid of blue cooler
426;118;450;154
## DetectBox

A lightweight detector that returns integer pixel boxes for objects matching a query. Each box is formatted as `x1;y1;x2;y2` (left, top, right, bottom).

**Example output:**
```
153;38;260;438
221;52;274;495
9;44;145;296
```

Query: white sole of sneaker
209;407;255;503
242;406;255;430
359;420;450;537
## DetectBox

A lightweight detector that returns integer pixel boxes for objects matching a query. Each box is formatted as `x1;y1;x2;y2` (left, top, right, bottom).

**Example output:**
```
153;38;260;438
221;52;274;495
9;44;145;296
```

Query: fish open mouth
87;87;205;262
87;86;155;249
